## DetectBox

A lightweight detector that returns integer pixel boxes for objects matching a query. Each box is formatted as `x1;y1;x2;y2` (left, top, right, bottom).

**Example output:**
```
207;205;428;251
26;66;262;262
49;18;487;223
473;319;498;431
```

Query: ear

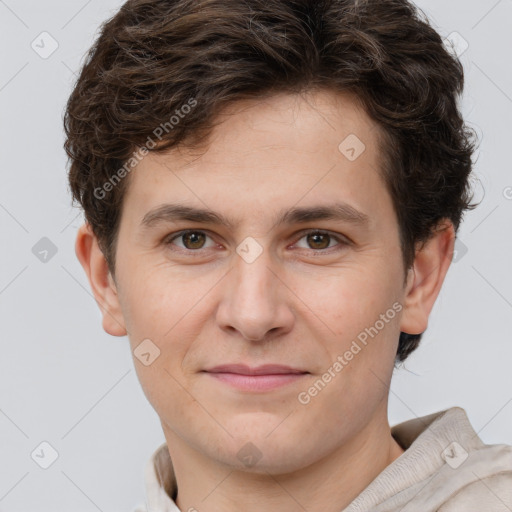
75;223;127;337
400;219;455;335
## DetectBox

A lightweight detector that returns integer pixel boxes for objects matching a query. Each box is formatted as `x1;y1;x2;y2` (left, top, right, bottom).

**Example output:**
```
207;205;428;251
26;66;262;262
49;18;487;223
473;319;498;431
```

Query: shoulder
438;471;512;511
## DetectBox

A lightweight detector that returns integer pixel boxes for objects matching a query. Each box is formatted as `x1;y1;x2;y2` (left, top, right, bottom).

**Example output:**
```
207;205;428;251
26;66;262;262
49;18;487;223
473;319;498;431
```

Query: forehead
121;89;393;232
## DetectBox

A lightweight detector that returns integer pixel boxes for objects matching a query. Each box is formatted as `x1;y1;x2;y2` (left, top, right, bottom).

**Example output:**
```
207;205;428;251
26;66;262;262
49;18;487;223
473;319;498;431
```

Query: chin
209;426;316;475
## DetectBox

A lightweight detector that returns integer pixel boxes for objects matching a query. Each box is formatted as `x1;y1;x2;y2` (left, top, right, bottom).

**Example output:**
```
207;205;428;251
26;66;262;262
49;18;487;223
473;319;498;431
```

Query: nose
215;243;295;342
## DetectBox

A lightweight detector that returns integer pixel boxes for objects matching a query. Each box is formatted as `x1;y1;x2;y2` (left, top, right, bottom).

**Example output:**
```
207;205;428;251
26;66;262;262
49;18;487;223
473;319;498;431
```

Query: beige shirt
133;407;512;511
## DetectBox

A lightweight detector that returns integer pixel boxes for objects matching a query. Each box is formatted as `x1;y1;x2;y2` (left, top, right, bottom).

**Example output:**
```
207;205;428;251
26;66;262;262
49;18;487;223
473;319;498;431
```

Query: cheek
132;355;202;437
117;261;192;338
309;269;402;393
119;267;211;384
310;264;400;331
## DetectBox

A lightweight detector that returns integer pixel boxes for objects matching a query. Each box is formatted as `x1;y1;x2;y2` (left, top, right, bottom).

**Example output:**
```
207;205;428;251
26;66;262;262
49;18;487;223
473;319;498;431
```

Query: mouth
201;364;310;392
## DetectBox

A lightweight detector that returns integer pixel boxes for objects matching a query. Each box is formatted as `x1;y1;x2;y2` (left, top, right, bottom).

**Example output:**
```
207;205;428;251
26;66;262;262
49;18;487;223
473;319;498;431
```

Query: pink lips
203;364;309;392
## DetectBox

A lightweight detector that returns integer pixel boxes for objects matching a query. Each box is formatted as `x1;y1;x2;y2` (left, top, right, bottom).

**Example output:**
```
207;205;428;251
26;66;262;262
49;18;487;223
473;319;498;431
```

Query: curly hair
63;0;478;362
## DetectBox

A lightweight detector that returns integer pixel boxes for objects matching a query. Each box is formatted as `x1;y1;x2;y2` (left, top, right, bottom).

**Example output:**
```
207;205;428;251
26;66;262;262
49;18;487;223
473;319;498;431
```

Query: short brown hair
64;0;478;362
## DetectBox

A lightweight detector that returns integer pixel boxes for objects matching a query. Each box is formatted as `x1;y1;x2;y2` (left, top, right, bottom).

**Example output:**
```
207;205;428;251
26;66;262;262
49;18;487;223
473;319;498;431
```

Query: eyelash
163;229;350;255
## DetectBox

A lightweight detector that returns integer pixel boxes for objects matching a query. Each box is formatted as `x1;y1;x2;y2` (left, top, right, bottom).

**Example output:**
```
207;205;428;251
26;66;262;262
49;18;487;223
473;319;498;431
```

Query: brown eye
294;230;348;252
306;232;331;250
181;231;206;249
166;230;215;251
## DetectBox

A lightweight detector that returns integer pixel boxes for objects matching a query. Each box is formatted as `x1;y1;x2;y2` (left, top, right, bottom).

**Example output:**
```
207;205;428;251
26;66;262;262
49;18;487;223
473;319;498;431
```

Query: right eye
164;230;218;253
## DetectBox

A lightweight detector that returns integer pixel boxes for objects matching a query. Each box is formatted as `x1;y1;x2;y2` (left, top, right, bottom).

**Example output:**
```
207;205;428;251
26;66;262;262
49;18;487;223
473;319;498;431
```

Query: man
63;0;512;510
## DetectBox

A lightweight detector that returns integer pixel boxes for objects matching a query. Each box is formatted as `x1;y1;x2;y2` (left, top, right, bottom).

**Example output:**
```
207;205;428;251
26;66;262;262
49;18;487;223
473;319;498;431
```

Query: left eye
165;229;347;253
294;230;346;251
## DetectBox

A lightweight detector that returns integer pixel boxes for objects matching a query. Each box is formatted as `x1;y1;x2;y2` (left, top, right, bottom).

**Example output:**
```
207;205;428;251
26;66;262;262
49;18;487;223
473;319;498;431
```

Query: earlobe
399;220;455;336
75;223;127;337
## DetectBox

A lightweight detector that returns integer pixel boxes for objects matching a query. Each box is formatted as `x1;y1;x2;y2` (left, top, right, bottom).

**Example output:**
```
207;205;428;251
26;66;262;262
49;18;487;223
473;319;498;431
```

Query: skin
76;89;454;512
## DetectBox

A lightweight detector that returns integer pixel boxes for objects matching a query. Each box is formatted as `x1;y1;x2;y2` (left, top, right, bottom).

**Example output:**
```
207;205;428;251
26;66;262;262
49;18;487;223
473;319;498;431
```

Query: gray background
1;0;511;510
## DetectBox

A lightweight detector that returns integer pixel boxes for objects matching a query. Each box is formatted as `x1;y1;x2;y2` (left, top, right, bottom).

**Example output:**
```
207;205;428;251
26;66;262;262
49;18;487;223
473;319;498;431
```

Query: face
83;89;440;473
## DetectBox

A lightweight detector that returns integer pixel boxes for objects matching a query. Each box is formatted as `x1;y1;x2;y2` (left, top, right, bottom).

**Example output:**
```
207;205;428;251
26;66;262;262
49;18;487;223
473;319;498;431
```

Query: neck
162;413;405;512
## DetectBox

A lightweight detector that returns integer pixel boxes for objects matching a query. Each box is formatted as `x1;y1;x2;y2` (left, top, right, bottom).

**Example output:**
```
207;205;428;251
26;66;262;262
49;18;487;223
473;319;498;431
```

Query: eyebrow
141;203;370;230
141;202;370;231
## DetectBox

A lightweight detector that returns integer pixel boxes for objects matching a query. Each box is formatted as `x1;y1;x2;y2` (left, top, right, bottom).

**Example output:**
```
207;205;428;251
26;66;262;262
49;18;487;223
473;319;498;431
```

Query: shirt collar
142;441;180;512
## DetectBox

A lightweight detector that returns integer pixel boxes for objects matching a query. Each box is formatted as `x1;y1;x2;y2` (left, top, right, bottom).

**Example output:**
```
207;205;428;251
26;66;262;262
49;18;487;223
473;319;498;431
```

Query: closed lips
203;364;309;375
